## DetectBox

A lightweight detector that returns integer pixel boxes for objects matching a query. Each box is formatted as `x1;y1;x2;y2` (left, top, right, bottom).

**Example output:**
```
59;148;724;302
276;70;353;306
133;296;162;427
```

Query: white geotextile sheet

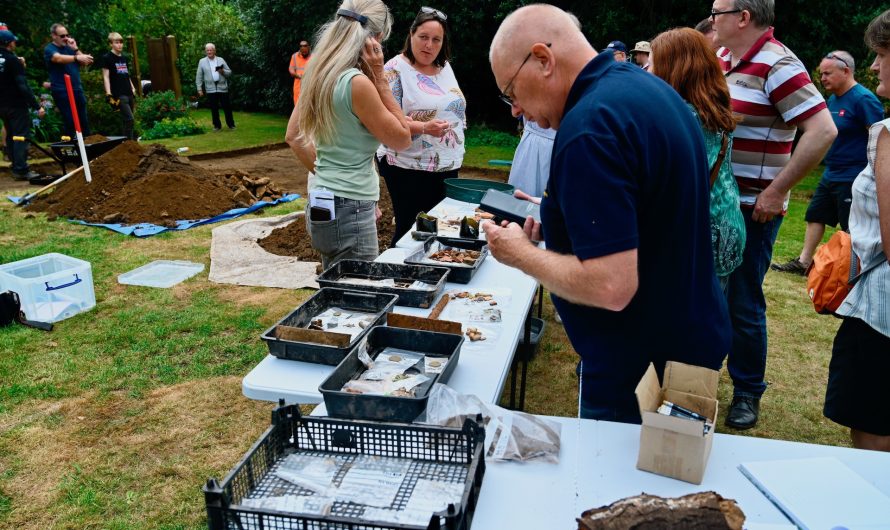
209;211;319;289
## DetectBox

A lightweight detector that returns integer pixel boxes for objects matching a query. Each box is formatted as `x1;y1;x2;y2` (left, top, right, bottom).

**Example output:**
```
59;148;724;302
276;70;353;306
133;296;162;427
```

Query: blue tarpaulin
8;193;301;237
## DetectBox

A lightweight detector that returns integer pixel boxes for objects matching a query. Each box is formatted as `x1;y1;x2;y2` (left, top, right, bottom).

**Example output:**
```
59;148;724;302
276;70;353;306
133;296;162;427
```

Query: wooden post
163;35;182;98
127;35;142;97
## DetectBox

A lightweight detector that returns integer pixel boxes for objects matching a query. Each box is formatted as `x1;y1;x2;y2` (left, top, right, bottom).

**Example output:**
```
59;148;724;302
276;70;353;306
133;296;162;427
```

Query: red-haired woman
651;27;745;292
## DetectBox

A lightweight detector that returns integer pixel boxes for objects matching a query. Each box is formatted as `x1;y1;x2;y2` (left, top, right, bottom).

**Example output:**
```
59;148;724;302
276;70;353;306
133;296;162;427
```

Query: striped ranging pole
63;74;92;183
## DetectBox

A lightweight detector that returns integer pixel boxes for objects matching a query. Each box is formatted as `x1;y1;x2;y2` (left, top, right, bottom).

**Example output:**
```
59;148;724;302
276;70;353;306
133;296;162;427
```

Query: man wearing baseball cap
0;23;45;181
631;40;651;70
601;40;627;62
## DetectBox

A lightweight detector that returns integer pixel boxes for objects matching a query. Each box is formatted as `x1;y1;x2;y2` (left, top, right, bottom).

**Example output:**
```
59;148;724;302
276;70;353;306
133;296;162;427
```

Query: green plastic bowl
444;178;514;203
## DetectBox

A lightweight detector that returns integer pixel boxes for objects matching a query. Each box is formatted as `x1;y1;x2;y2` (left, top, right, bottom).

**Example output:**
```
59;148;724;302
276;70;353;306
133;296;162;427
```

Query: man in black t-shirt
0;25;45;180
101;32;136;139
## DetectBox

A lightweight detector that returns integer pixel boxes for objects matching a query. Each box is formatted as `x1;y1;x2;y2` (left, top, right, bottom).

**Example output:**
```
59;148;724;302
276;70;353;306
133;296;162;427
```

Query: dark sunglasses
420;6;447;21
709;8;741;22
56;33;70;38
498;42;552;107
824;53;851;69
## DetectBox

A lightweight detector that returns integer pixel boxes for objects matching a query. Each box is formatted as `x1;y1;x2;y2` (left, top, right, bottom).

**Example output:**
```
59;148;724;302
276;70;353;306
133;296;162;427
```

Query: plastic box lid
118;260;204;288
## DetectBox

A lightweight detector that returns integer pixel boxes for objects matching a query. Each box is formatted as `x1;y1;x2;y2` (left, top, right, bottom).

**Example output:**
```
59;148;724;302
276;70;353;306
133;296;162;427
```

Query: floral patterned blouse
376;54;466;172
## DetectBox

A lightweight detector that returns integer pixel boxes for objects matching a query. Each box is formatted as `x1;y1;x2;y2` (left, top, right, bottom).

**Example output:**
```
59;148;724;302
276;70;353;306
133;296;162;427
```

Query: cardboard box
635;361;719;484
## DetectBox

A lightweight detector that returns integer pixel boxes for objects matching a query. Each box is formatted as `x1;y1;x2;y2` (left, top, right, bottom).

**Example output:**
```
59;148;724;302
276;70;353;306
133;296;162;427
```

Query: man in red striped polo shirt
712;0;837;429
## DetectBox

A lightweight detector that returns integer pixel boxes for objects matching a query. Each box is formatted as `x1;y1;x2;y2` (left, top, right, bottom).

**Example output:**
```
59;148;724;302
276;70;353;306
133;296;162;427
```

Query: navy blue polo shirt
44;43;82;92
542;53;731;422
823;84;884;182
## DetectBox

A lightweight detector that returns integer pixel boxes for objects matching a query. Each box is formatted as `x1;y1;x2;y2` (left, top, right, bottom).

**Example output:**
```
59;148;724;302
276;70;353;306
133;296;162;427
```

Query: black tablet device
479;189;541;225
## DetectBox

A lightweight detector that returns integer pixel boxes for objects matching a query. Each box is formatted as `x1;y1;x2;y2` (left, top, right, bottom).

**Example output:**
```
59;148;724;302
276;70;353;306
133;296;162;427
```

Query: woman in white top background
376;6;466;245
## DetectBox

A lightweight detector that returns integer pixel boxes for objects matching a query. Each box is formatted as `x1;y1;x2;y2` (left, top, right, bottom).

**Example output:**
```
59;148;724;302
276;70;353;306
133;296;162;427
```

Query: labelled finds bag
806;231;858;315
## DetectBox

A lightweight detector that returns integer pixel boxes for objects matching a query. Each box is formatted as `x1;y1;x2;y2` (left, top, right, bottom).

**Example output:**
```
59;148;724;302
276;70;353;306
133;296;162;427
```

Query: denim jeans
52;89;91;137
306;196;379;270
726;207;783;398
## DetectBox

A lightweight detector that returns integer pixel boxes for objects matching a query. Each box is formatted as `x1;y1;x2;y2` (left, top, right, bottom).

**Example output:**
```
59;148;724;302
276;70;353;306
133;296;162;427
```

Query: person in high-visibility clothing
288;41;311;106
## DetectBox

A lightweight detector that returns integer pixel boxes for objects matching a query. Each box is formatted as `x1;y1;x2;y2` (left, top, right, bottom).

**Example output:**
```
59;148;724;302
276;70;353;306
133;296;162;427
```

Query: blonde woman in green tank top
285;0;411;269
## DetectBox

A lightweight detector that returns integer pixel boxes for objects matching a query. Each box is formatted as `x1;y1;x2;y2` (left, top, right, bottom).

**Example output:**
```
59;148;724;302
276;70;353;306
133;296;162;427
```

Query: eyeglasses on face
824;53;851;69
498;42;552;107
56;33;70;38
420;6;447;21
709;8;742;22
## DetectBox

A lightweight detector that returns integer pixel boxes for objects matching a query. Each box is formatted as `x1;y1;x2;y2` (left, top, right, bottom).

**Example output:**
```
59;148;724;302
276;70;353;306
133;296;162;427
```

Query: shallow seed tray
319;326;463;422
403;237;489;285
261;288;398;365
117;260;204;288
204;403;485;530
316;260;450;308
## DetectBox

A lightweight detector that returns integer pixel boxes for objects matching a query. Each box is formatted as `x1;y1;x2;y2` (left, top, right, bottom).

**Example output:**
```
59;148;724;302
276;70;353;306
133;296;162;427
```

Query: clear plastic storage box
0;253;96;323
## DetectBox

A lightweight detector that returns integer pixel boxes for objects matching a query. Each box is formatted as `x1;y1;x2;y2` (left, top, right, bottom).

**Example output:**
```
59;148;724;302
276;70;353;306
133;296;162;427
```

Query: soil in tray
258;176;396;260
81;134;110;144
25;142;287;226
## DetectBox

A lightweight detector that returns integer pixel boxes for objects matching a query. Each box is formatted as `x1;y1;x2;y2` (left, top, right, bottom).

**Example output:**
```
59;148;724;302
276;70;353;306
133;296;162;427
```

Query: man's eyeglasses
420;6;447;21
56;33;70;38
825;53;851;69
498;42;552;107
709;8;742;22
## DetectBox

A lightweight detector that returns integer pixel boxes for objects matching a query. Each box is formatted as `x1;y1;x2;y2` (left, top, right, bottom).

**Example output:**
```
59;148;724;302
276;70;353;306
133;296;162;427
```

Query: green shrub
135;91;190;132
140;117;206;140
465;125;521;149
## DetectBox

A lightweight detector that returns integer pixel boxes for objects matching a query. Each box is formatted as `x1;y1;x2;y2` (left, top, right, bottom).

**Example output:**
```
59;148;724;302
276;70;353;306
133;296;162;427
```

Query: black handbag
0;291;53;331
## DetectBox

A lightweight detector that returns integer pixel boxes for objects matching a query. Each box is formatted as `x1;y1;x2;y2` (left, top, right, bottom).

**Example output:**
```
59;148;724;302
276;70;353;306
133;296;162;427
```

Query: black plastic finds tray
204;403;486;530
404;237;489;285
49;136;127;163
316;260;449;308
319;326;463;422
261;288;398;365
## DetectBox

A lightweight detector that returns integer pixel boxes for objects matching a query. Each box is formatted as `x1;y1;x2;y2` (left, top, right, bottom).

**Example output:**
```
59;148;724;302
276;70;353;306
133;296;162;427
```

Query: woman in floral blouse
376;6;466;245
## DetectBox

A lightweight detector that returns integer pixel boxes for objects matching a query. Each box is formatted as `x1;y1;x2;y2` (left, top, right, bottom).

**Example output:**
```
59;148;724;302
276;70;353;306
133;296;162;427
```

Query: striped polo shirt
718;27;826;206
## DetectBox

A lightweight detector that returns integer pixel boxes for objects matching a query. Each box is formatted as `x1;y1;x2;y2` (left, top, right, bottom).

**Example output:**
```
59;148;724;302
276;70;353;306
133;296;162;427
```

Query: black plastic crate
49;136;127;163
204;403;486;530
261;288;398;365
403;237;489;285
515;317;545;363
316;260;450;308
319;326;463;422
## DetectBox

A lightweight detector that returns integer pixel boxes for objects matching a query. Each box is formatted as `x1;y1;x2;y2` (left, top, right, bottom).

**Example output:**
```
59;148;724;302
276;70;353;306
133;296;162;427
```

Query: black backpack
0;291;53;331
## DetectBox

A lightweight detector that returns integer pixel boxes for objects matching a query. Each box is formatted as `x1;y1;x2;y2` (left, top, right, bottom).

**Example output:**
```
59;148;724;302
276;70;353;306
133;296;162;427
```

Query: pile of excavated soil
259;177;395;261
26;142;285;226
82;134;109;144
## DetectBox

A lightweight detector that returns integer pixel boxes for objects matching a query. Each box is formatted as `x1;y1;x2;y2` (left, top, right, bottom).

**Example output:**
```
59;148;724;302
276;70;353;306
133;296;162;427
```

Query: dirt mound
259;176;395;261
26;141;285;226
82;134;110;144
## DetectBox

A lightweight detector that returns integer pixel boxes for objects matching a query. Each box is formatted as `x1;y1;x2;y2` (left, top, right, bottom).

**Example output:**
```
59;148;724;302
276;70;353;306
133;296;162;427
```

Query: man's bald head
490;4;589;67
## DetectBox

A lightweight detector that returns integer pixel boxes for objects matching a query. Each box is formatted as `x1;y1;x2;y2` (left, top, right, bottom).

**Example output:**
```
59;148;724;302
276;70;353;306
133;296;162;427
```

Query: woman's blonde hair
107;32;123;45
298;0;392;145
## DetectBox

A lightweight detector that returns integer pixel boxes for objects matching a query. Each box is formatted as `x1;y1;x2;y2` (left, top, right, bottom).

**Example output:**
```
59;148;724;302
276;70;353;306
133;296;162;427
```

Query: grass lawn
0;120;849;527
151;109;289;156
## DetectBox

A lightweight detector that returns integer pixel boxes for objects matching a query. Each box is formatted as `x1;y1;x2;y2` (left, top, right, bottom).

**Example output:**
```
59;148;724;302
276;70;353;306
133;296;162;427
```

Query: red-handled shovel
63;73;92;183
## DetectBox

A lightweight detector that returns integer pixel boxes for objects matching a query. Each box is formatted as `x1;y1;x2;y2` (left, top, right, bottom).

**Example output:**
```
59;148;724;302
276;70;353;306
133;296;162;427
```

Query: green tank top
312;68;380;201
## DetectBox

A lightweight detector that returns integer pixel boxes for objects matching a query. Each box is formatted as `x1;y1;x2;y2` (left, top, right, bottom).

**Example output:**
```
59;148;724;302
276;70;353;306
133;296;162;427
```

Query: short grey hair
827;50;855;71
734;0;774;29
50;23;65;36
205;43;216;51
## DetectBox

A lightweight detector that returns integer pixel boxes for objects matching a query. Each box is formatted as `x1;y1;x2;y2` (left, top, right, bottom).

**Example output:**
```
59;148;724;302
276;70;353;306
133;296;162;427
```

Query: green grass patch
149;109;289;155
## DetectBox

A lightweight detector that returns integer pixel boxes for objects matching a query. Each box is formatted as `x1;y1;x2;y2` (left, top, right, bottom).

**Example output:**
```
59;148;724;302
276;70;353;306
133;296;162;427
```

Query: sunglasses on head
419;6;447;21
824;53;851;69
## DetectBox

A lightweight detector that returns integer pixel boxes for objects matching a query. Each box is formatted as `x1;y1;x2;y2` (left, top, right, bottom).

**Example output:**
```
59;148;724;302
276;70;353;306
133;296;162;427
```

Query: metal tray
49;136;127;163
319;326;463;422
316;260;450;308
204;403;485;530
403;237;489;285
261;288;398;365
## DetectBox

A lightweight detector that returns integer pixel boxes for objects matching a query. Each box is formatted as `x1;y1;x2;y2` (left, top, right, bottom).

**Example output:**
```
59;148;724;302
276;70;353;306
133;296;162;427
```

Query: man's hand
752;185;785;223
198;90;204;97
75;52;93;66
37;108;46;118
482;220;536;268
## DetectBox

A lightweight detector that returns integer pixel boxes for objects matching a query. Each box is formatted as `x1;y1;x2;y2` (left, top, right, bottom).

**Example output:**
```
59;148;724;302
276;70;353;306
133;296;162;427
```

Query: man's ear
533;42;555;78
